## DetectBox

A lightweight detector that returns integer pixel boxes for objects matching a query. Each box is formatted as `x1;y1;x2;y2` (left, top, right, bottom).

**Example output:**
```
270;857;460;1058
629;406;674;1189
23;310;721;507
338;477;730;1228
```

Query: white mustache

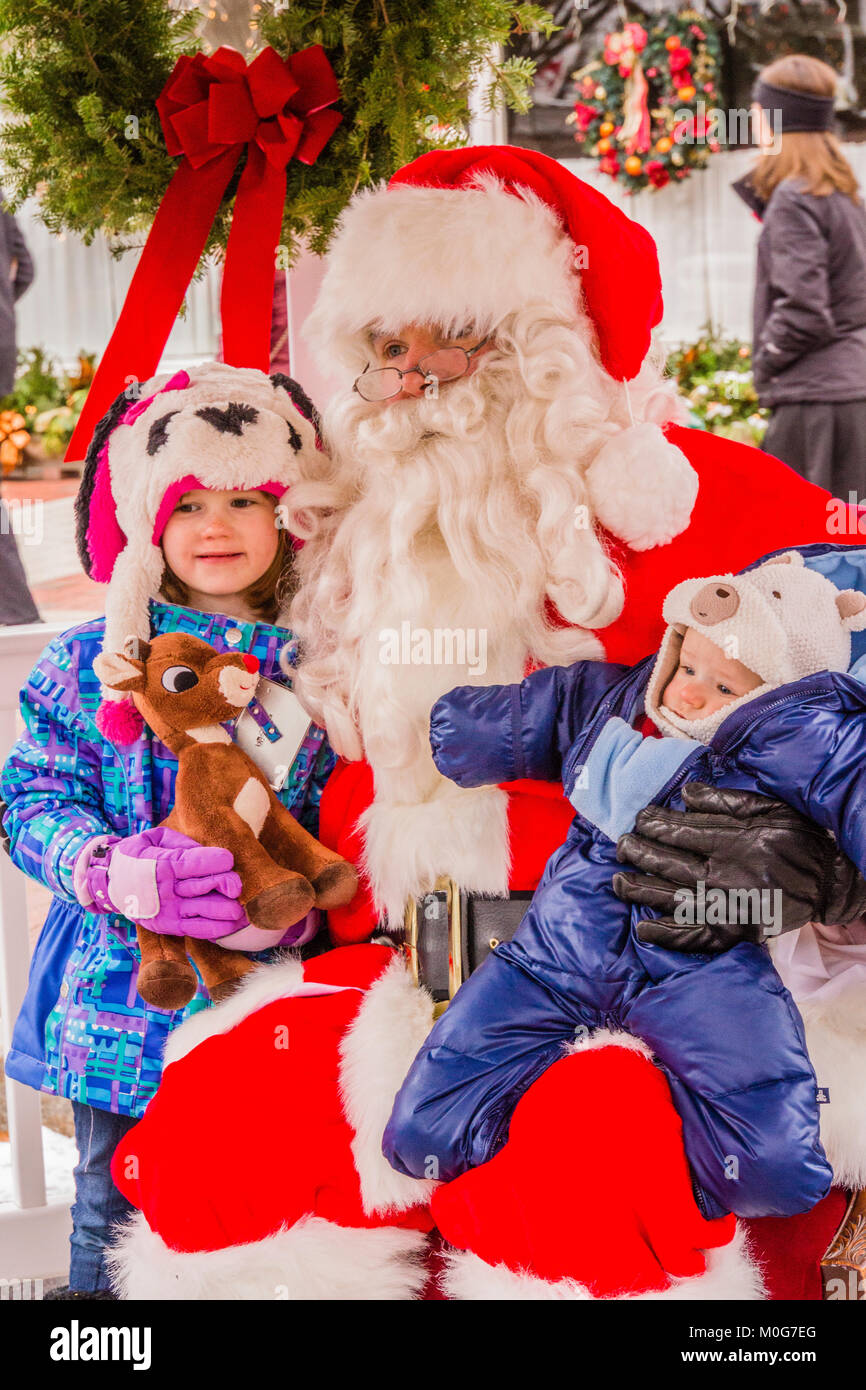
338;367;498;464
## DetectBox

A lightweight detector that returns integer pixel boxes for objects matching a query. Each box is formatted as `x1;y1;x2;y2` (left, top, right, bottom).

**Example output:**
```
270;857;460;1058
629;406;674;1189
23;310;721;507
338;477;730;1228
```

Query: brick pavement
2;476;103;625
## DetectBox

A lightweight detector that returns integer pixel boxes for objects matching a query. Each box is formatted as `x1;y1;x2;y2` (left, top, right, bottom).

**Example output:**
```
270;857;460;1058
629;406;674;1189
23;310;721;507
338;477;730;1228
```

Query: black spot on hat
287;420;302;452
270;372;321;434
146;411;179;456
195;402;259;435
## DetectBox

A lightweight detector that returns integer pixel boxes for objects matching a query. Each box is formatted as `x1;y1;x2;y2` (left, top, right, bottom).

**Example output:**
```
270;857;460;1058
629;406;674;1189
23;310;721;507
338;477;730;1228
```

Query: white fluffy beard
287;329;625;919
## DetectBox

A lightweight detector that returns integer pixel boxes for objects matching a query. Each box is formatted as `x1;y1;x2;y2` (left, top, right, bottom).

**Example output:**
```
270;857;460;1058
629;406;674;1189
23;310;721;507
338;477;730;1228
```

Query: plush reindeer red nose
241;653;259;673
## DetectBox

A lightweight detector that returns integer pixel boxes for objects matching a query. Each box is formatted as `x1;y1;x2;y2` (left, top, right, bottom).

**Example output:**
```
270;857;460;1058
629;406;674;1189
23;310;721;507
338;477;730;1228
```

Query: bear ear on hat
758;550;805;568
837;589;866;630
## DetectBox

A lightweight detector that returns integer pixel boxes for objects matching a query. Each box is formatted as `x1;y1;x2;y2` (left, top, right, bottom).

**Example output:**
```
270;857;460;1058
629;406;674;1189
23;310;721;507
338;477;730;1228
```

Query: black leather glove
612;781;866;954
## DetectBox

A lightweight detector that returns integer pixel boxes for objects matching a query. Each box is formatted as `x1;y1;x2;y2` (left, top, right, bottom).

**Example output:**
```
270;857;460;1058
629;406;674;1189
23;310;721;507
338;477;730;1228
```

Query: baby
383;550;866;1227
661;627;763;723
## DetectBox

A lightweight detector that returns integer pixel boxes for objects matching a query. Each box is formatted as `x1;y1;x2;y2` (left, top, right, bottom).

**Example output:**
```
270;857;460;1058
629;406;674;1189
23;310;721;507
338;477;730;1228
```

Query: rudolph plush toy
93;632;359;1009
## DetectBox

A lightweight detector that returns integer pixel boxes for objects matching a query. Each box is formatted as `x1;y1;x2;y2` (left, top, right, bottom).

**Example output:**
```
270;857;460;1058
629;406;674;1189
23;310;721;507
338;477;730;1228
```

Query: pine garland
0;0;557;262
0;1;200;244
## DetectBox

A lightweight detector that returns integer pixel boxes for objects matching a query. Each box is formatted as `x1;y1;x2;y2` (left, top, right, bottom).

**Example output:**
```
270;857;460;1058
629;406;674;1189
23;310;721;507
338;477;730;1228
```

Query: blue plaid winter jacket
1;599;334;1118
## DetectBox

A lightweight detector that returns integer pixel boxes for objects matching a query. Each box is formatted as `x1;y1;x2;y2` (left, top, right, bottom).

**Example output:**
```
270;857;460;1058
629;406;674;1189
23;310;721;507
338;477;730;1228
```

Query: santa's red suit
313;426;854;1301
110;148;863;1300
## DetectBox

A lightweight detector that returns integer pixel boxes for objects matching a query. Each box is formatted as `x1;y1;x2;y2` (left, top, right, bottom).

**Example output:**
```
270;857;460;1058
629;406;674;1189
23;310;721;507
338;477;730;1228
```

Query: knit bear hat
74;361;320;734
646;551;866;741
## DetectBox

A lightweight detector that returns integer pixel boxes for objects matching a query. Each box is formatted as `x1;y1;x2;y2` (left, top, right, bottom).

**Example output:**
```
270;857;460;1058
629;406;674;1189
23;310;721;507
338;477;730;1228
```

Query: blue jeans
70;1102;139;1292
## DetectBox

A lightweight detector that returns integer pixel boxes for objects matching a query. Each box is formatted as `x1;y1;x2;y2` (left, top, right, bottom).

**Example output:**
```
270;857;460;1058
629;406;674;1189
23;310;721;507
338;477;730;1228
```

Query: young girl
734;53;866;493
0;363;337;1299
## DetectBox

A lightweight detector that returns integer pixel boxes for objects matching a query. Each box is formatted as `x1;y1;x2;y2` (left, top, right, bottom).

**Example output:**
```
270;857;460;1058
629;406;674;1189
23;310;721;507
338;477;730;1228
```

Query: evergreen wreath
568;7;723;194
0;0;556;263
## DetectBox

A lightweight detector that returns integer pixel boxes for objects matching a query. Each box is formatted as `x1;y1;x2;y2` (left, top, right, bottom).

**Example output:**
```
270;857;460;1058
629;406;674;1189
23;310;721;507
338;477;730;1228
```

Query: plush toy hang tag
229;676;313;791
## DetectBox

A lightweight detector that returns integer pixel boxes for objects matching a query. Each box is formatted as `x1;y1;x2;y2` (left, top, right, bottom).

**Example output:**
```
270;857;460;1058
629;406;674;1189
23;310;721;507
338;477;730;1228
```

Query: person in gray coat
0;193;39;625
733;54;866;496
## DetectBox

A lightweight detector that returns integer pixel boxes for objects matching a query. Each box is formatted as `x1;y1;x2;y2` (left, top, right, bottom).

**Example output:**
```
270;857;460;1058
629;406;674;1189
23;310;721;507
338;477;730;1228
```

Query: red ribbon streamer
67;44;341;462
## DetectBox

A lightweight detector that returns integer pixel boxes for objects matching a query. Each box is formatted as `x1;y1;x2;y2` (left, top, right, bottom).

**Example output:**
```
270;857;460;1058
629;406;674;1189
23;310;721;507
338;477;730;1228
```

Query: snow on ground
0;1129;76;1210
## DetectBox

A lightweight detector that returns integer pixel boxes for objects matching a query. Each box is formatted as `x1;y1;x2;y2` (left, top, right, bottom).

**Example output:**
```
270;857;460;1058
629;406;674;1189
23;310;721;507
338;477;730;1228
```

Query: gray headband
753;78;836;134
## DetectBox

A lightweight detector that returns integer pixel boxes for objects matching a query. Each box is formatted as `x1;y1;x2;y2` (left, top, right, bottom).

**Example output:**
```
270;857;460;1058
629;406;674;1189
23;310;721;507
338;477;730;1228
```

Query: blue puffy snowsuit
384;543;866;1221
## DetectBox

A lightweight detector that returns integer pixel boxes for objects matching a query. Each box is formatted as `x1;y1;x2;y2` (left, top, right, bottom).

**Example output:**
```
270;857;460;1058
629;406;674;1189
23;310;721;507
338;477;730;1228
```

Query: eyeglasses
353;338;490;402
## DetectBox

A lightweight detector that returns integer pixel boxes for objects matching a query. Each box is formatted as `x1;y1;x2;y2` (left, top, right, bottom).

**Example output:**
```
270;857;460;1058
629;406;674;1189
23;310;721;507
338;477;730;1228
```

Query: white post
469;46;509;145
0;621;73;1280
285;243;339;407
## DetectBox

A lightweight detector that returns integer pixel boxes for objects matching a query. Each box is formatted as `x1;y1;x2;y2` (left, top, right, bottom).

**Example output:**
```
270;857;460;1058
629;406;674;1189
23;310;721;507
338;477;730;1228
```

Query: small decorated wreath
567;8;723;194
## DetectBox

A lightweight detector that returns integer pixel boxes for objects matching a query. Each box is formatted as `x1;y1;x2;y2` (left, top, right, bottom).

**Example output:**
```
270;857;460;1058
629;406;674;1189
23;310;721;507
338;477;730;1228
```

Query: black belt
401;878;533;1003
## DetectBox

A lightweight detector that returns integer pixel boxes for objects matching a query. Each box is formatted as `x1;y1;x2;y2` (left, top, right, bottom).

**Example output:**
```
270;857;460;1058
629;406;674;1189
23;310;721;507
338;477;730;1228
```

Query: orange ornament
599;120;615;137
655;136;673;153
597;138;612;154
665;35;680;50
678;85;696;101
624;155;643;175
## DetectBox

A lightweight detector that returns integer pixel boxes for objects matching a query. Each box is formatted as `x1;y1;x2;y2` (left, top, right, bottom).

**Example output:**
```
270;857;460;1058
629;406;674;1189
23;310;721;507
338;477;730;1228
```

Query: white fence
17;142;866;397
0;621;71;1281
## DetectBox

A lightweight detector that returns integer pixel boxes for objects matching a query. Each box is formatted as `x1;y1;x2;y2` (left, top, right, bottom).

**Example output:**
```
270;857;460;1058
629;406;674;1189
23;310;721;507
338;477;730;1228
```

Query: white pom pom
585;423;699;552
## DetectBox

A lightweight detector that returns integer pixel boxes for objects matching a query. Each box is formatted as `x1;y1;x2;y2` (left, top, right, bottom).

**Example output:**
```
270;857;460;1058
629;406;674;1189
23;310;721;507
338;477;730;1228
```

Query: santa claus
110;147;866;1301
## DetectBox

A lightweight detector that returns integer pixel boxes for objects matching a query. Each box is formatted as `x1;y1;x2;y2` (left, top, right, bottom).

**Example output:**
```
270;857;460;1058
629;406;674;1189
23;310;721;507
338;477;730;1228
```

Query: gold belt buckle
404;875;463;1008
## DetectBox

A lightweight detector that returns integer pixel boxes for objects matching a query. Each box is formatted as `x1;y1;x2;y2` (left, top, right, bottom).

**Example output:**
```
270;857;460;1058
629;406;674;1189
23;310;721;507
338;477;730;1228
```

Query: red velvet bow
67;45;341;462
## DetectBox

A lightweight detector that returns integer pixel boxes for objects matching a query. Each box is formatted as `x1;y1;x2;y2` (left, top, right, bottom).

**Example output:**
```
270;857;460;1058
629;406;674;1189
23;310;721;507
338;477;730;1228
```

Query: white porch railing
0;620;72;1281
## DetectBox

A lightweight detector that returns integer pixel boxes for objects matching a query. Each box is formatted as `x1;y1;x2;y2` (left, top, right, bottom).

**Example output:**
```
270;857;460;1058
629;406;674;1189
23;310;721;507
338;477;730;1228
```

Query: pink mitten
74;826;246;939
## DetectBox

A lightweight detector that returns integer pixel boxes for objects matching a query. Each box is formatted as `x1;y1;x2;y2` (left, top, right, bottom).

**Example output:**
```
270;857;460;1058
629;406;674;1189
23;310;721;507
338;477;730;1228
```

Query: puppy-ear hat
74;361;320;738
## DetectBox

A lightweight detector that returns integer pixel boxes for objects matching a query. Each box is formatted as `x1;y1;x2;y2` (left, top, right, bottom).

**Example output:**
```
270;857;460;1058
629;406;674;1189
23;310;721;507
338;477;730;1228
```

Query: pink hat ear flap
74;387;132;581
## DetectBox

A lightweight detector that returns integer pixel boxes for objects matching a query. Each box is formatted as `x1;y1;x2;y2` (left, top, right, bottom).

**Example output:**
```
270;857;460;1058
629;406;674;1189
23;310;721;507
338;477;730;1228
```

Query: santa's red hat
304;146;697;553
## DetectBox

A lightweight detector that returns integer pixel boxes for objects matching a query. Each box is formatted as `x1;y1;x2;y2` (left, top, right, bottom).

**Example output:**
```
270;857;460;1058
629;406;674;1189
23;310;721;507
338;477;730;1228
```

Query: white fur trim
338;956;438;1216
360;783;510;925
162;954;307;1065
304;178;580;374
107;1210;429;1300
438;1224;765;1301
566;1028;655;1061
585;423;698;551
795;987;866;1188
